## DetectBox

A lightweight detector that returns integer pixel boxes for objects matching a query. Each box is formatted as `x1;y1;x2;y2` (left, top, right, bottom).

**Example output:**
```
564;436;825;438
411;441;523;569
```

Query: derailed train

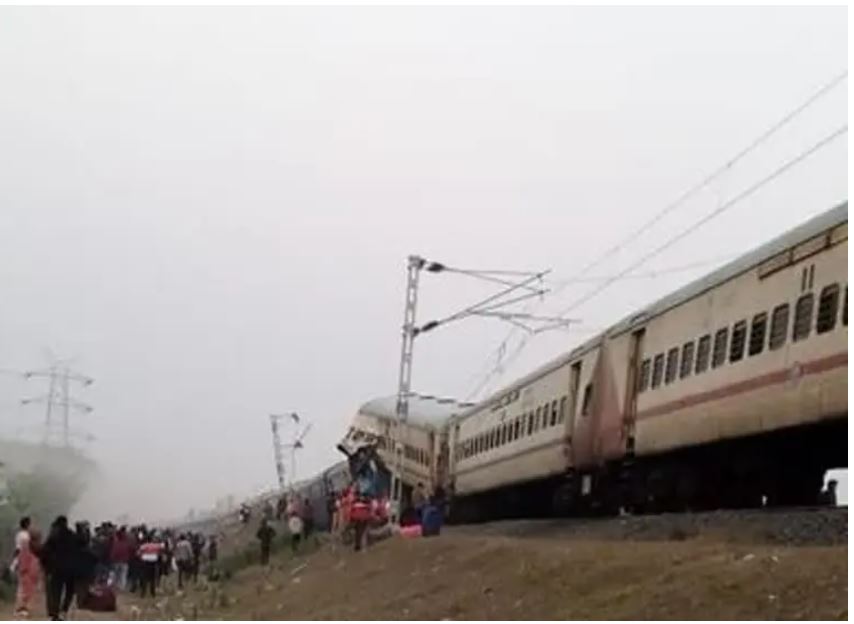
340;201;847;520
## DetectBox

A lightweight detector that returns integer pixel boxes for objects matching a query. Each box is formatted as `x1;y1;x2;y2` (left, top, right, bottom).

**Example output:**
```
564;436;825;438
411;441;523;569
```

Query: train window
651;354;664;388
695;335;711;374
769;304;789;350
793;293;814;342
680;342;694;379
638;358;651;392
535;407;542;431
817;284;840;334
540;405;548;428
527;412;534;435
749;312;767;356
729;320;746;363
665;348;679;384
559;396;567;422
581;384;593;416
843;286;847;326
514;419;521;440
712;328;728;368
547;400;555;426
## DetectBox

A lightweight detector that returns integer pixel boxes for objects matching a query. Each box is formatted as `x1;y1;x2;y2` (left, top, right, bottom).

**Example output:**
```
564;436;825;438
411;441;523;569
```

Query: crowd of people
8;514;219;620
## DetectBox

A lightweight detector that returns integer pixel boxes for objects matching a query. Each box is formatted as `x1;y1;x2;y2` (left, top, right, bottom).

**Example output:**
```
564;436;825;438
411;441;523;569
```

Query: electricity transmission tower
21;361;93;448
269;413;312;490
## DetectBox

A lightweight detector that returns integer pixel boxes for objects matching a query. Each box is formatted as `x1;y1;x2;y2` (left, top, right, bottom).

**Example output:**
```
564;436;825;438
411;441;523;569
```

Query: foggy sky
0;6;847;520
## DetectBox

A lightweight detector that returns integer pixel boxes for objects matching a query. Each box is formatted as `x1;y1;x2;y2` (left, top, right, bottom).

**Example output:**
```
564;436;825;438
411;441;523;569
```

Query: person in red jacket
137;533;163;598
110;527;132;591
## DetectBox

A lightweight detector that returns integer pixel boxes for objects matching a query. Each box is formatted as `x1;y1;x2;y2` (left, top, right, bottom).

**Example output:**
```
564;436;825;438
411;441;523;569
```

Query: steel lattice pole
391;255;423;525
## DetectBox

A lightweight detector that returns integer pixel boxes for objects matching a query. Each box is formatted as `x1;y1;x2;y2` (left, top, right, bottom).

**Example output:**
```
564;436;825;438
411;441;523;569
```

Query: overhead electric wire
547;255;735;286
462;70;848;402
466;121;848;401
555;124;847;317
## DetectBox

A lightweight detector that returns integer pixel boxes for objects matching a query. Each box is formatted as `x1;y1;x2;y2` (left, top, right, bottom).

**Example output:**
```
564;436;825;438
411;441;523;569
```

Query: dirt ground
3;512;847;620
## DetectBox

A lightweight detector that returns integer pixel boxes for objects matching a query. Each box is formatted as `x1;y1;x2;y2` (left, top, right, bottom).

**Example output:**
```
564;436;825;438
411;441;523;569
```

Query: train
449;201;847;520
339;201;847;522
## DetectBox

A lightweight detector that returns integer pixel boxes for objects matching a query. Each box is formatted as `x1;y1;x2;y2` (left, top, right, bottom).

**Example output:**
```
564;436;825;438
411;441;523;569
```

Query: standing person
157;530;173;590
205;534;218;580
110;527;132;591
326;491;338;534
302;498;315;540
13;517;40;617
173;534;193;590
91;525;110;583
39;516;78;621
411;482;427;523
137;532;162;598
286;496;303;554
72;522;97;611
256;519;276;565
127;528;142;593
190;533;203;584
206;535;218;565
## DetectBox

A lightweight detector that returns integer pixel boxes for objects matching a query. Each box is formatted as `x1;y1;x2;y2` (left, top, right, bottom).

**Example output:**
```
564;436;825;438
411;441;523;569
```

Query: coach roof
358;394;473;429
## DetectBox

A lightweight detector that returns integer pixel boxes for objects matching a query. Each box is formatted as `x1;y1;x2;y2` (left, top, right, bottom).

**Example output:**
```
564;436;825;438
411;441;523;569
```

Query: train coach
339;394;471;501
447;202;847;521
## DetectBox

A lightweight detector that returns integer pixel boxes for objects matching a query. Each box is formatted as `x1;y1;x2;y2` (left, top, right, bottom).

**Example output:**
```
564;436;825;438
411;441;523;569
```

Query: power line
554;124;847;317
466;124;847;400
547;255;735;286
463;70;847;401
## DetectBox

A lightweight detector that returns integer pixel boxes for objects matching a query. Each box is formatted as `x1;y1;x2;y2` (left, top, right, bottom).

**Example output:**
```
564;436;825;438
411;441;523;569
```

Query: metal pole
62;367;70;448
43;367;56;446
270;415;286;491
391;255;423;525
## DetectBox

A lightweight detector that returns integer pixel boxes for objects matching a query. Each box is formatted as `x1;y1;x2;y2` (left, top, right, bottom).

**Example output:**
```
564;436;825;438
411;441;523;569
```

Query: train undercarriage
449;417;847;523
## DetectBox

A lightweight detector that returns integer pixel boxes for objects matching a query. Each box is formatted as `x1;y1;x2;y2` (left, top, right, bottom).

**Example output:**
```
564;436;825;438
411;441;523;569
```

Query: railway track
449;505;847;546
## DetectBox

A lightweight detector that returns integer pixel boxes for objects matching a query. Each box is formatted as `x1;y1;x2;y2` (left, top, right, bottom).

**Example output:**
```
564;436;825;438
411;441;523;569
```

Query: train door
564;361;582;466
448;423;461;494
622;328;645;455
